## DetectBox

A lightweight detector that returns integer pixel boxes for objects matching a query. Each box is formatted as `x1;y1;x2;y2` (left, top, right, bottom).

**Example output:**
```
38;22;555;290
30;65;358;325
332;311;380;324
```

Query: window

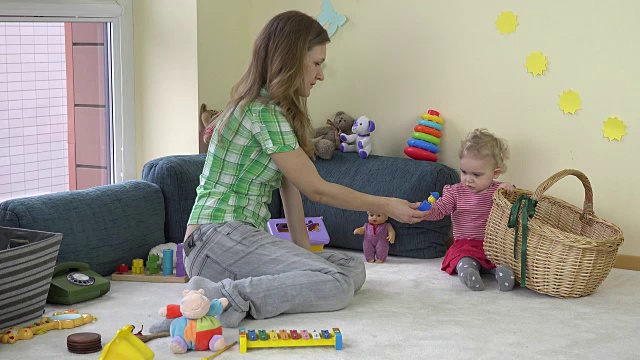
0;0;134;202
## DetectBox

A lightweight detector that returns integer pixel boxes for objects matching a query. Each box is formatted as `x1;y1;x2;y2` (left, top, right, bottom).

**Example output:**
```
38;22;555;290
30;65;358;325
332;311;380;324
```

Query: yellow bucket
99;325;155;360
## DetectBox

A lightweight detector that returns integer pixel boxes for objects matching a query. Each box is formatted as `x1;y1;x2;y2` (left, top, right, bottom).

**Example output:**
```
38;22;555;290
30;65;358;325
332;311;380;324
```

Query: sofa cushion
141;154;283;244
305;151;459;258
0;181;165;276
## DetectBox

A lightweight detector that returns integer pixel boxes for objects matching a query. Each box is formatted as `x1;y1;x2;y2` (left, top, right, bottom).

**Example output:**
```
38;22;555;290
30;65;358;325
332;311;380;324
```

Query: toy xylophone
238;327;342;353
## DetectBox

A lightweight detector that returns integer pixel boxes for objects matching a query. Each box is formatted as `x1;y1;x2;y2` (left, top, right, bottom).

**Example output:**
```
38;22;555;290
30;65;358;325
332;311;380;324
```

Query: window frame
0;0;136;183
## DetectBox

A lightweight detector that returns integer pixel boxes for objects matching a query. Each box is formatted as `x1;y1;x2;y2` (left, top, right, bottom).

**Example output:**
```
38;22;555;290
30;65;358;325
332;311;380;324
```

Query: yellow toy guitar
1;309;96;344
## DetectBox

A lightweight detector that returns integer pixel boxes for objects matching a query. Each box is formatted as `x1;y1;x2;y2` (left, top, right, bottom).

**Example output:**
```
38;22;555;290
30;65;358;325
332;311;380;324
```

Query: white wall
136;0;637;256
132;0;199;177
196;0;251;112
211;0;639;255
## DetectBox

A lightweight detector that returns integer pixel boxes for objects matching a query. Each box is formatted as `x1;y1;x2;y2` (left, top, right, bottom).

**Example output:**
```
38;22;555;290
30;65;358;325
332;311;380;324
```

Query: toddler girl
422;128;516;291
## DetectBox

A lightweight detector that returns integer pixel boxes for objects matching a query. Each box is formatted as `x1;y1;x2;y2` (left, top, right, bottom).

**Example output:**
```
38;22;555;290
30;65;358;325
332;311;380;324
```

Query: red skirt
441;239;496;275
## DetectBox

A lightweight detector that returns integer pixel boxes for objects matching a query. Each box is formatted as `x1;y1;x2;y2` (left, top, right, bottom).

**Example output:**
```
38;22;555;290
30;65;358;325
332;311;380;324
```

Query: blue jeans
183;221;366;322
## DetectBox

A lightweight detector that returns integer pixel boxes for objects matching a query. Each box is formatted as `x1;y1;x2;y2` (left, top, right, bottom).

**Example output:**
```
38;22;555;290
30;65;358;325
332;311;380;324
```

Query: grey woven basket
0;226;62;329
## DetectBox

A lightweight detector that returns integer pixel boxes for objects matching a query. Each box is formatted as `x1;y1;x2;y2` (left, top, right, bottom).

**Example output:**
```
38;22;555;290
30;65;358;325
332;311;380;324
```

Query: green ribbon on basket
507;195;538;287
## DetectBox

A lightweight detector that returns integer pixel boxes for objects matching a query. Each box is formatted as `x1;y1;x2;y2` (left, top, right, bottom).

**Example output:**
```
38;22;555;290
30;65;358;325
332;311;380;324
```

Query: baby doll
353;212;395;263
421;128;517;292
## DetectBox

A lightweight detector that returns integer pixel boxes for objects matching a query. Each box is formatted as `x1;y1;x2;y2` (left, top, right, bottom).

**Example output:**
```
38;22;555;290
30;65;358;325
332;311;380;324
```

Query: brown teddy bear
313;111;355;160
199;103;220;153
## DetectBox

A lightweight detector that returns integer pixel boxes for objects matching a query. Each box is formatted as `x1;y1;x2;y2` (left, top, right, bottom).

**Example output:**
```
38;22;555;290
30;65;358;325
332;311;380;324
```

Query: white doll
340;115;375;158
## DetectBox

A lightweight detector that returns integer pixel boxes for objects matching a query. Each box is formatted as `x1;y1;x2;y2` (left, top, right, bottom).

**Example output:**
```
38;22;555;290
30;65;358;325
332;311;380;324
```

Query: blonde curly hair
458;128;510;173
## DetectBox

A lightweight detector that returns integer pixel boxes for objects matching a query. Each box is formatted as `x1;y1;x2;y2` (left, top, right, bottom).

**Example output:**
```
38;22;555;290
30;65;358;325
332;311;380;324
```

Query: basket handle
531;169;595;222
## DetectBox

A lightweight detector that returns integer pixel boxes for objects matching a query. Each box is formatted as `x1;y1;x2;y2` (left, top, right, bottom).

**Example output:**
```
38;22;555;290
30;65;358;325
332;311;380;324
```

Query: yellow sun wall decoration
602;117;627;141
492;12;630;140
558;90;582;114
525;52;548;76
495;11;518;34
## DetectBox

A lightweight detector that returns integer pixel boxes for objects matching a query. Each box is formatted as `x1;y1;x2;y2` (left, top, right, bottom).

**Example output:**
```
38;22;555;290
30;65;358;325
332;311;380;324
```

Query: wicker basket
484;169;624;298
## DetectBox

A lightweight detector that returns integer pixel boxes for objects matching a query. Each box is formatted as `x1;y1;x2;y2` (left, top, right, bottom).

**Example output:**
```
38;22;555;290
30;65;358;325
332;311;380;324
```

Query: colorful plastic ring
413;125;442;138
421;114;443;124
417;120;443;131
404;146;438;162
412;132;441;145
427;109;440;117
407;138;440;153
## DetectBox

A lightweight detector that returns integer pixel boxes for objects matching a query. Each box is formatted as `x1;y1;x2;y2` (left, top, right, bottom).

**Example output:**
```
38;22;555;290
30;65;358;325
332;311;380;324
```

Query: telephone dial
47;262;110;305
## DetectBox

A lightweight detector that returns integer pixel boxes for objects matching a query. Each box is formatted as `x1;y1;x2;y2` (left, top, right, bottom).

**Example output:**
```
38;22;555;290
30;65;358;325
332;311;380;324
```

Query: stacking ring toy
407;138;439;153
417;120;442;131
421;114;443;124
404;146;438;162
412;132;440;145
405;110;442;162
413;125;442;138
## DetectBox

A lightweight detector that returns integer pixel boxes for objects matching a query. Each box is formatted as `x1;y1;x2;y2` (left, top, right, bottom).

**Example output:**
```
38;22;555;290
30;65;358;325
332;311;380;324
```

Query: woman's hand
384;198;427;224
271;149;430;224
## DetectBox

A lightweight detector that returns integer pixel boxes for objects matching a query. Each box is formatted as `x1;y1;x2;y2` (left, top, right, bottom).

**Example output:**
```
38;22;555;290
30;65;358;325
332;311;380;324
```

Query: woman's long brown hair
206;11;330;158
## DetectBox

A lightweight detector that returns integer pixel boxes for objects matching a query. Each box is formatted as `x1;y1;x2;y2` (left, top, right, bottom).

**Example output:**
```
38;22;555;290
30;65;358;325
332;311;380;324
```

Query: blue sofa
0;152;459;276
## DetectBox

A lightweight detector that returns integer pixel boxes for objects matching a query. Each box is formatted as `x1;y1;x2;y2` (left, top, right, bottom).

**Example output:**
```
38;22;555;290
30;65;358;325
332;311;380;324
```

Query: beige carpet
2;249;639;360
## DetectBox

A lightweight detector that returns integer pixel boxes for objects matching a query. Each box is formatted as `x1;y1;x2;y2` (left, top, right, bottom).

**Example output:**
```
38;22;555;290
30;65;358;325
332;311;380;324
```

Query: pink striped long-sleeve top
424;182;501;241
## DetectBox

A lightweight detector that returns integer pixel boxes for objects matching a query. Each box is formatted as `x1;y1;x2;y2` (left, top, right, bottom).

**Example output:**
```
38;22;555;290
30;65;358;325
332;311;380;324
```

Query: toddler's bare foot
375;259;385;264
367;259;375;263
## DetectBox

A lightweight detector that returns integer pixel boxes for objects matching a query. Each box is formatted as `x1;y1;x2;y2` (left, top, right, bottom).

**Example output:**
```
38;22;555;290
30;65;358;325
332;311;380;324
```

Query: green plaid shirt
189;89;299;230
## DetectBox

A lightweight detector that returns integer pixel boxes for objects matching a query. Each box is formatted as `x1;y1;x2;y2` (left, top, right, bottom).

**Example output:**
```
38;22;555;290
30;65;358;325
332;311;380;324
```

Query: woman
183;10;425;327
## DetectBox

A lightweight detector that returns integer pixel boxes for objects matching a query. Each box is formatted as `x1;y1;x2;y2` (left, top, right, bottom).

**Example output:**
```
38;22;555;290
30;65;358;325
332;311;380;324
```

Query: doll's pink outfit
363;222;390;262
